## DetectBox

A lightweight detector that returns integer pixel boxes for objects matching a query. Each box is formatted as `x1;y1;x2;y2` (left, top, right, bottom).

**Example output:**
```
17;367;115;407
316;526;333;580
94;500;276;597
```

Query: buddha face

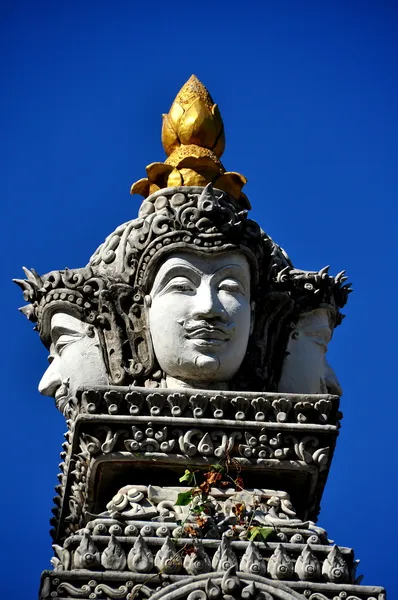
147;251;252;388
38;312;109;412
278;308;342;395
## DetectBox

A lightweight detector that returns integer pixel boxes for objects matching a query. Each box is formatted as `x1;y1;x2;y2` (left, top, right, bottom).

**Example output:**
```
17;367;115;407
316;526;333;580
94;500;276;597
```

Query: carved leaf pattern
154;537;182;573
239;541;266;576
212;536;238;571
127;536;153;572
73;531;100;569
294;544;321;580
322;544;349;582
267;544;294;580
183;542;212;575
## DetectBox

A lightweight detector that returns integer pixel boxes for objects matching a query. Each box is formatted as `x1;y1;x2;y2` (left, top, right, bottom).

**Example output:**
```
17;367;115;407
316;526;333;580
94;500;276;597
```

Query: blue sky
2;1;397;597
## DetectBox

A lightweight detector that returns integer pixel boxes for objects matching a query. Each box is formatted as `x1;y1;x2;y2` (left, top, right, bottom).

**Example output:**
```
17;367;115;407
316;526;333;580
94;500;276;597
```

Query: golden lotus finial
161;74;225;158
131;75;249;208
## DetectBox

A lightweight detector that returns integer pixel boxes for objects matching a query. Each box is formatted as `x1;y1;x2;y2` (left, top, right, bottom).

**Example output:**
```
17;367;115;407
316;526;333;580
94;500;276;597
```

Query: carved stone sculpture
15;75;385;600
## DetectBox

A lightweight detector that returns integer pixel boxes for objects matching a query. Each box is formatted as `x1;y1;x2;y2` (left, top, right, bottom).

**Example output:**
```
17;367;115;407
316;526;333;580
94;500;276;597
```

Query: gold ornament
131;75;250;208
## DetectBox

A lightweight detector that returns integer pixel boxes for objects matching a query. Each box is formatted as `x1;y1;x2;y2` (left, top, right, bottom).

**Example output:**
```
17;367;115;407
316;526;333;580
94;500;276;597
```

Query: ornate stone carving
13;75;385;600
294;545;321;581
322;545;349;583
15;195;349;396
267;544;294;580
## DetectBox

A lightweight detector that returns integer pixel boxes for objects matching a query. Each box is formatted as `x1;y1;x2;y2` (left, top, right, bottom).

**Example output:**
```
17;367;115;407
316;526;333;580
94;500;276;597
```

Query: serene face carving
278;308;341;395
147;251;252;388
38;312;108;411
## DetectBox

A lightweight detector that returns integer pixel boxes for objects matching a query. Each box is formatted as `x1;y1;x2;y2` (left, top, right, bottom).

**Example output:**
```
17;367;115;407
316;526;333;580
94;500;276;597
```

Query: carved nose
192;283;223;320
38;361;62;397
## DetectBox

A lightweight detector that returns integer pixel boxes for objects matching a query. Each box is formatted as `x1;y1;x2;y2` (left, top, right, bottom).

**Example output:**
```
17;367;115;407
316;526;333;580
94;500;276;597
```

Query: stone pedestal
39;387;385;600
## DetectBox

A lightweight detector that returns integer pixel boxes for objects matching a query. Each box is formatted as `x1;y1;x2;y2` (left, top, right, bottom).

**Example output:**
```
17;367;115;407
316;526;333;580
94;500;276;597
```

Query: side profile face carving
147;251;252;388
39;312;109;411
278;308;341;395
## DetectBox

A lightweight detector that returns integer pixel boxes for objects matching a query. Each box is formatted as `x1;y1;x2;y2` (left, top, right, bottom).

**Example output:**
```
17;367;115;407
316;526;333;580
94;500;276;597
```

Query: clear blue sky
2;1;397;597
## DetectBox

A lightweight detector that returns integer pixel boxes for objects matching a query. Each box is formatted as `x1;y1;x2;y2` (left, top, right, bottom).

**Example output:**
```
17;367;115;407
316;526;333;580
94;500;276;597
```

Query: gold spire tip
131;75;249;208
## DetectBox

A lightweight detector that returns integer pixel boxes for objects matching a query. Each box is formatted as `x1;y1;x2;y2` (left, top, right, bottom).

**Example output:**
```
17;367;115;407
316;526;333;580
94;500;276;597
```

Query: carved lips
54;378;71;413
183;320;234;349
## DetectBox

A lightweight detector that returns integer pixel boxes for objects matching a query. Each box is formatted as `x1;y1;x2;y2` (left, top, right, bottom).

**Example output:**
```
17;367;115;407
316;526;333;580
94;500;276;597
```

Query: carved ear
109;284;155;378
98;290;125;385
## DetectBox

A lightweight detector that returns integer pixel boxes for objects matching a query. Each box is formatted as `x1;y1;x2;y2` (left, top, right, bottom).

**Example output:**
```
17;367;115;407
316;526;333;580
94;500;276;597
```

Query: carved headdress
13;266;127;385
84;76;293;385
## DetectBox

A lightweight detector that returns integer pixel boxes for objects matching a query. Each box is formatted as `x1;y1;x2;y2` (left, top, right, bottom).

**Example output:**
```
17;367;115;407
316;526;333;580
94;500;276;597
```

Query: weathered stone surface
13;75;385;599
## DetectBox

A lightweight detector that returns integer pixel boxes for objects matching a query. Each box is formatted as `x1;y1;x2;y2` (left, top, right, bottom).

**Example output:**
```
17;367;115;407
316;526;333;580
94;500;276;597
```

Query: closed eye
54;333;83;355
218;279;244;294
163;277;196;294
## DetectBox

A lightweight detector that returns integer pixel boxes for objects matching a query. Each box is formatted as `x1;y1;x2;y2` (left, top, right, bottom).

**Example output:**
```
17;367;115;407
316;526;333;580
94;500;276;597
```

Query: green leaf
259;527;274;541
210;463;225;473
179;469;194;485
175;491;193;506
248;526;274;541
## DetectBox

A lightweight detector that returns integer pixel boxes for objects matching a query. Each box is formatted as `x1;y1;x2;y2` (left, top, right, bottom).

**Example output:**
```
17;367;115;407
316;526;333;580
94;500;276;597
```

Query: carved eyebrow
213;264;247;276
152;264;202;295
211;264;250;287
51;325;82;344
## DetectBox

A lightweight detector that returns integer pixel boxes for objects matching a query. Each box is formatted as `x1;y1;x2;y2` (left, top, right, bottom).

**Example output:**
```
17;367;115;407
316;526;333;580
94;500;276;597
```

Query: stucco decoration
14;75;384;600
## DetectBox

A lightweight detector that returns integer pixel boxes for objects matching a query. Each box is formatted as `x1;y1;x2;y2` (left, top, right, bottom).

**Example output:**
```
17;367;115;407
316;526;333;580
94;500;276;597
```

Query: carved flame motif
154;537;182;574
101;534;127;571
267;544;294;580
211;536;238;571
127;536;153;572
322;545;349;583
294;544;321;580
73;531;100;569
131;75;249;207
239;541;266;576
183;542;212;576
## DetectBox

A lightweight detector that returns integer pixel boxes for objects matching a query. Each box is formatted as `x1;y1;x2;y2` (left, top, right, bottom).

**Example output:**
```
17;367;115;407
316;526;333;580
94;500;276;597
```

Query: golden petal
167;168;183;187
179;168;208;187
130;178;150;197
211;104;223;138
224;171;248;186
161;114;180;156
212;126;225;158
168;101;184;127
213;172;247;200
146;162;174;186
178;155;222;180
178;97;218;148
149;183;161;195
166;145;223;169
173;75;214;111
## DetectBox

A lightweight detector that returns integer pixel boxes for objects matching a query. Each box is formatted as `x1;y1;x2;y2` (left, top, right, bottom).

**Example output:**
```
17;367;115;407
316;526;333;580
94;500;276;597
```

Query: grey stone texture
15;185;385;600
